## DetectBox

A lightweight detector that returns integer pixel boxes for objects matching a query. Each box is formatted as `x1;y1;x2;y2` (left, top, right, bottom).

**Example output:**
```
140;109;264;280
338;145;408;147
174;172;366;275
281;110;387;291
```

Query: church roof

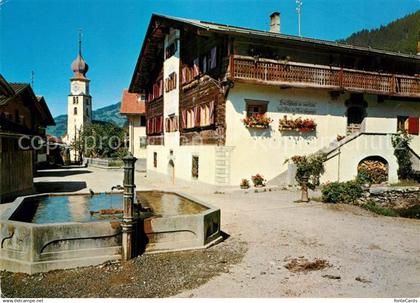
71;54;89;79
71;33;89;79
120;89;145;115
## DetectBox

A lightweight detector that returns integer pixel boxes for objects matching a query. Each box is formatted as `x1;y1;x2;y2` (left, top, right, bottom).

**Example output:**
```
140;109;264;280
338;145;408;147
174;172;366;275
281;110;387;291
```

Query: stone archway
358;156;389;184
168;159;175;184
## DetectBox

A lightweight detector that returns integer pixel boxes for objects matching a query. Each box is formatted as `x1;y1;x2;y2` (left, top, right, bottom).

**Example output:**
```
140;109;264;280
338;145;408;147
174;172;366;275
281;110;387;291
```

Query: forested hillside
340;10;420;54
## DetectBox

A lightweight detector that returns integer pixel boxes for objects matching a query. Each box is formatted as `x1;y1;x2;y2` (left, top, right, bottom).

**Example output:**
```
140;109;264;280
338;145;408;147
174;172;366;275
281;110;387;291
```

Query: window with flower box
243;100;271;128
246;100;267;117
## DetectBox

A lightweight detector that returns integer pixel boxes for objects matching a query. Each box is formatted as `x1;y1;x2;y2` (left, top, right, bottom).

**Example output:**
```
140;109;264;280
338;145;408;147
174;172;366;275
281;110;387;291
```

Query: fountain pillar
122;152;137;262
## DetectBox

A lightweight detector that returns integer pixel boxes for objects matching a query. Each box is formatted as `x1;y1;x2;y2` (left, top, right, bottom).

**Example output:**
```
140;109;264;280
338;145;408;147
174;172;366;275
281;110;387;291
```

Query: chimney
269;12;280;33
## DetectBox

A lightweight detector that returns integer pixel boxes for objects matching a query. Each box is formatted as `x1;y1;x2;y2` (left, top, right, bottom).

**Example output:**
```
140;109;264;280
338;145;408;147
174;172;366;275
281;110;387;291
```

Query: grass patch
397;205;420;219
361;201;398;217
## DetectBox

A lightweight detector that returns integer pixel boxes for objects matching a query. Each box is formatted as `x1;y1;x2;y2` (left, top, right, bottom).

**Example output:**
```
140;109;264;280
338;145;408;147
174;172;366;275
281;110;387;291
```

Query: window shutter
202;56;207;73
193;58;200;77
193;106;201;127
182;67;187;84
210;47;217;69
408;117;419;135
181;110;187;129
209;101;215;124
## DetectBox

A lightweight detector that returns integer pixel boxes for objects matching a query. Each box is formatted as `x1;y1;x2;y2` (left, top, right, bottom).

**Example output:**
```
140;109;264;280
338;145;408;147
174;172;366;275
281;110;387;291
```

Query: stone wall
359;186;420;209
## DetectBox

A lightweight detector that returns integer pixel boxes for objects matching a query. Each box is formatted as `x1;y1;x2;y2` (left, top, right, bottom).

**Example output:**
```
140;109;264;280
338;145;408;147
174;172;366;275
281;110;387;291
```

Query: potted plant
242;114;273;129
251;174;266;187
286;153;326;202
240;178;250;189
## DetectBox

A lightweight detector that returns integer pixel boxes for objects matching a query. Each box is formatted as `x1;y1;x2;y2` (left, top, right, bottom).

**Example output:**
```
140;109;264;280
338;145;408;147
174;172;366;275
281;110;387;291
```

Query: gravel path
1;167;419;298
1;238;246;298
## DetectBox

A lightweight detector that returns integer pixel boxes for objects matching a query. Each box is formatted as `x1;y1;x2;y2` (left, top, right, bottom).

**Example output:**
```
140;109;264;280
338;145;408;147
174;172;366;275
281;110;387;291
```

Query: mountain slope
339;10;420;54
47;102;127;138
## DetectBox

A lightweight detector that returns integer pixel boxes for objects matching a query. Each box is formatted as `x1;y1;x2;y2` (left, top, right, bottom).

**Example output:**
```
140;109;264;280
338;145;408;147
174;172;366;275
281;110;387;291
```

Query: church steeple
71;30;89;79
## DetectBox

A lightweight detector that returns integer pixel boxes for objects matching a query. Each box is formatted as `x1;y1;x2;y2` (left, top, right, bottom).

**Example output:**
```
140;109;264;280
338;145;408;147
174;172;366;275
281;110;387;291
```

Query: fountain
0;153;222;274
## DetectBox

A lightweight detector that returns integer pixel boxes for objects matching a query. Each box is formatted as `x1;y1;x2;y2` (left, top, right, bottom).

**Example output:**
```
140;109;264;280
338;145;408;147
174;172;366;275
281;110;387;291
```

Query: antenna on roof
296;0;302;37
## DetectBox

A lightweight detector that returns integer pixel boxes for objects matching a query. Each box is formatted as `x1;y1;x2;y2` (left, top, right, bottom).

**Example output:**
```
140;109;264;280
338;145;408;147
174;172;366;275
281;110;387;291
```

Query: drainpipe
122;152;137;262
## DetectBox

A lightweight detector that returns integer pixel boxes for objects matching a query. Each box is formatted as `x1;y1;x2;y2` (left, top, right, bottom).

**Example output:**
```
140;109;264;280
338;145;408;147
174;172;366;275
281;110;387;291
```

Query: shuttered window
407;117;419;135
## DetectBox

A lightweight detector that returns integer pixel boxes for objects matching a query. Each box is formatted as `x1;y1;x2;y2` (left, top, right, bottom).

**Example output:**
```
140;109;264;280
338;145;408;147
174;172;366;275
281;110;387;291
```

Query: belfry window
74;107;78;115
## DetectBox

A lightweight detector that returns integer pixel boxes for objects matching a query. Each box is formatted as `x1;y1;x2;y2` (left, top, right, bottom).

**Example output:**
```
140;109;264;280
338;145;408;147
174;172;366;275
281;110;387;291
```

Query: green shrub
321;182;343;203
361;201;398;217
356;170;372;185
391;132;414;180
321;180;363;203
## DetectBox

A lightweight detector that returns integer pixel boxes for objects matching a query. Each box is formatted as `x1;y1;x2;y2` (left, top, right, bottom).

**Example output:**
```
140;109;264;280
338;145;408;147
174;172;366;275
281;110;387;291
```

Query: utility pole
31;71;35;89
296;0;302;37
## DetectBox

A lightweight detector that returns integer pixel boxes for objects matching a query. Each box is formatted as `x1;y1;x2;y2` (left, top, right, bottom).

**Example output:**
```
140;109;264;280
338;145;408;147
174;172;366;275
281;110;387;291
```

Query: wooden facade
0;135;34;202
0;75;55;203
131;15;420;148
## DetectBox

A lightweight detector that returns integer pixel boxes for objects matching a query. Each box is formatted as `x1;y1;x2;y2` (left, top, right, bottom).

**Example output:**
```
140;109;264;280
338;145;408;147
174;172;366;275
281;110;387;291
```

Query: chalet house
0;74;55;202
128;14;420;186
120;89;147;163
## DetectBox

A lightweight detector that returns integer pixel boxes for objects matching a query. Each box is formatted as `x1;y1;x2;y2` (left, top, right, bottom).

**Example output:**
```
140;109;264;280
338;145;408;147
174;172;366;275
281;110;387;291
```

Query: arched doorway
168;160;175;184
358;156;389;184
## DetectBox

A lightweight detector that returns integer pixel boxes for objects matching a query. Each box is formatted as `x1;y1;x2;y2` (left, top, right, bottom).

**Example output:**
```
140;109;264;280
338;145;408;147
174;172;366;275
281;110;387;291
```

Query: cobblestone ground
1;167;419;298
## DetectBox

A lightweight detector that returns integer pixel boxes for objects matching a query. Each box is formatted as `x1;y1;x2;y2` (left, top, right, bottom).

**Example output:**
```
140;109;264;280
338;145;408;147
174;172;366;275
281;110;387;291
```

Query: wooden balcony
229;55;420;98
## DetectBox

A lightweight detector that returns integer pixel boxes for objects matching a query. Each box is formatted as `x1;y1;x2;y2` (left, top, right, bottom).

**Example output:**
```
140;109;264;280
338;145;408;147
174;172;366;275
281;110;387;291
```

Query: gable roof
157;14;420;59
120;89;145;115
0;74;55;126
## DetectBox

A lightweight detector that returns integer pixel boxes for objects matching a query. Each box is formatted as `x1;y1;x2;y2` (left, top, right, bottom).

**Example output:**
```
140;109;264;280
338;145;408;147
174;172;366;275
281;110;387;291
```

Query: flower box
279;115;317;132
243;114;272;129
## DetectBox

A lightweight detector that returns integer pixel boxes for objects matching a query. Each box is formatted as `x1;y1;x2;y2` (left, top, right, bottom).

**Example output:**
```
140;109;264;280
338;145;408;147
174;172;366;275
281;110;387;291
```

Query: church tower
66;32;92;161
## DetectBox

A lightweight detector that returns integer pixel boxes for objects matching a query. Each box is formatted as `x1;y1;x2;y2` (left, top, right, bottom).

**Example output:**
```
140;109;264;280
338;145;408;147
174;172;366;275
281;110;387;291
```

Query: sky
1;0;419;117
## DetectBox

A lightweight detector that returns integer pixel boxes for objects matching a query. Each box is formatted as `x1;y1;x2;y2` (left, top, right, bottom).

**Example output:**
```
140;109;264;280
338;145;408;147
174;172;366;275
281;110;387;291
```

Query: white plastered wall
225;83;420;186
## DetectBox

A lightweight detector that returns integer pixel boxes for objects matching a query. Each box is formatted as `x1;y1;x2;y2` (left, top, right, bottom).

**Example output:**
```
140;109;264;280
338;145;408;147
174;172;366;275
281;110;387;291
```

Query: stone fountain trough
0;190;222;274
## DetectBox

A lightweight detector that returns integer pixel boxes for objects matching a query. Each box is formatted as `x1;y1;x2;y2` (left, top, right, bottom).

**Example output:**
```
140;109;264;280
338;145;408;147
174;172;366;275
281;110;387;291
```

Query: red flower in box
242;114;273;129
279;115;317;132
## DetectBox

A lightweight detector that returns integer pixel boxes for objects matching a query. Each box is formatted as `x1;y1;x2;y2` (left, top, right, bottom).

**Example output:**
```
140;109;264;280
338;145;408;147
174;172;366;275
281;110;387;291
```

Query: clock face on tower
72;82;80;94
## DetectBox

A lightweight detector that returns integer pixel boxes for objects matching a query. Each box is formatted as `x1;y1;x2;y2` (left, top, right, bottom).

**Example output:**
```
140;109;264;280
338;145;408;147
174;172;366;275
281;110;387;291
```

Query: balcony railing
230;55;420;98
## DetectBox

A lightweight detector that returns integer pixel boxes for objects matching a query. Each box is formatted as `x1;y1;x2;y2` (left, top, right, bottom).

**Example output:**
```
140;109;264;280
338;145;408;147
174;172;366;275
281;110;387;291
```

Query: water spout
111;185;123;191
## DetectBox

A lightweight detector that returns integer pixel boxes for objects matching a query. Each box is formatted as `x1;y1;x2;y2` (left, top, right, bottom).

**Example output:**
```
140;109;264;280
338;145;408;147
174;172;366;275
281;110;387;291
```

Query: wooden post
121;152;137;262
229;55;235;80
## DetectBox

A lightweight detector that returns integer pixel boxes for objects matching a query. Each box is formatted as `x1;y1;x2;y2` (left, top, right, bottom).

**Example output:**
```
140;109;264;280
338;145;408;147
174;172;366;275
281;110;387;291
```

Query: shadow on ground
34;181;87;193
36;170;92;177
